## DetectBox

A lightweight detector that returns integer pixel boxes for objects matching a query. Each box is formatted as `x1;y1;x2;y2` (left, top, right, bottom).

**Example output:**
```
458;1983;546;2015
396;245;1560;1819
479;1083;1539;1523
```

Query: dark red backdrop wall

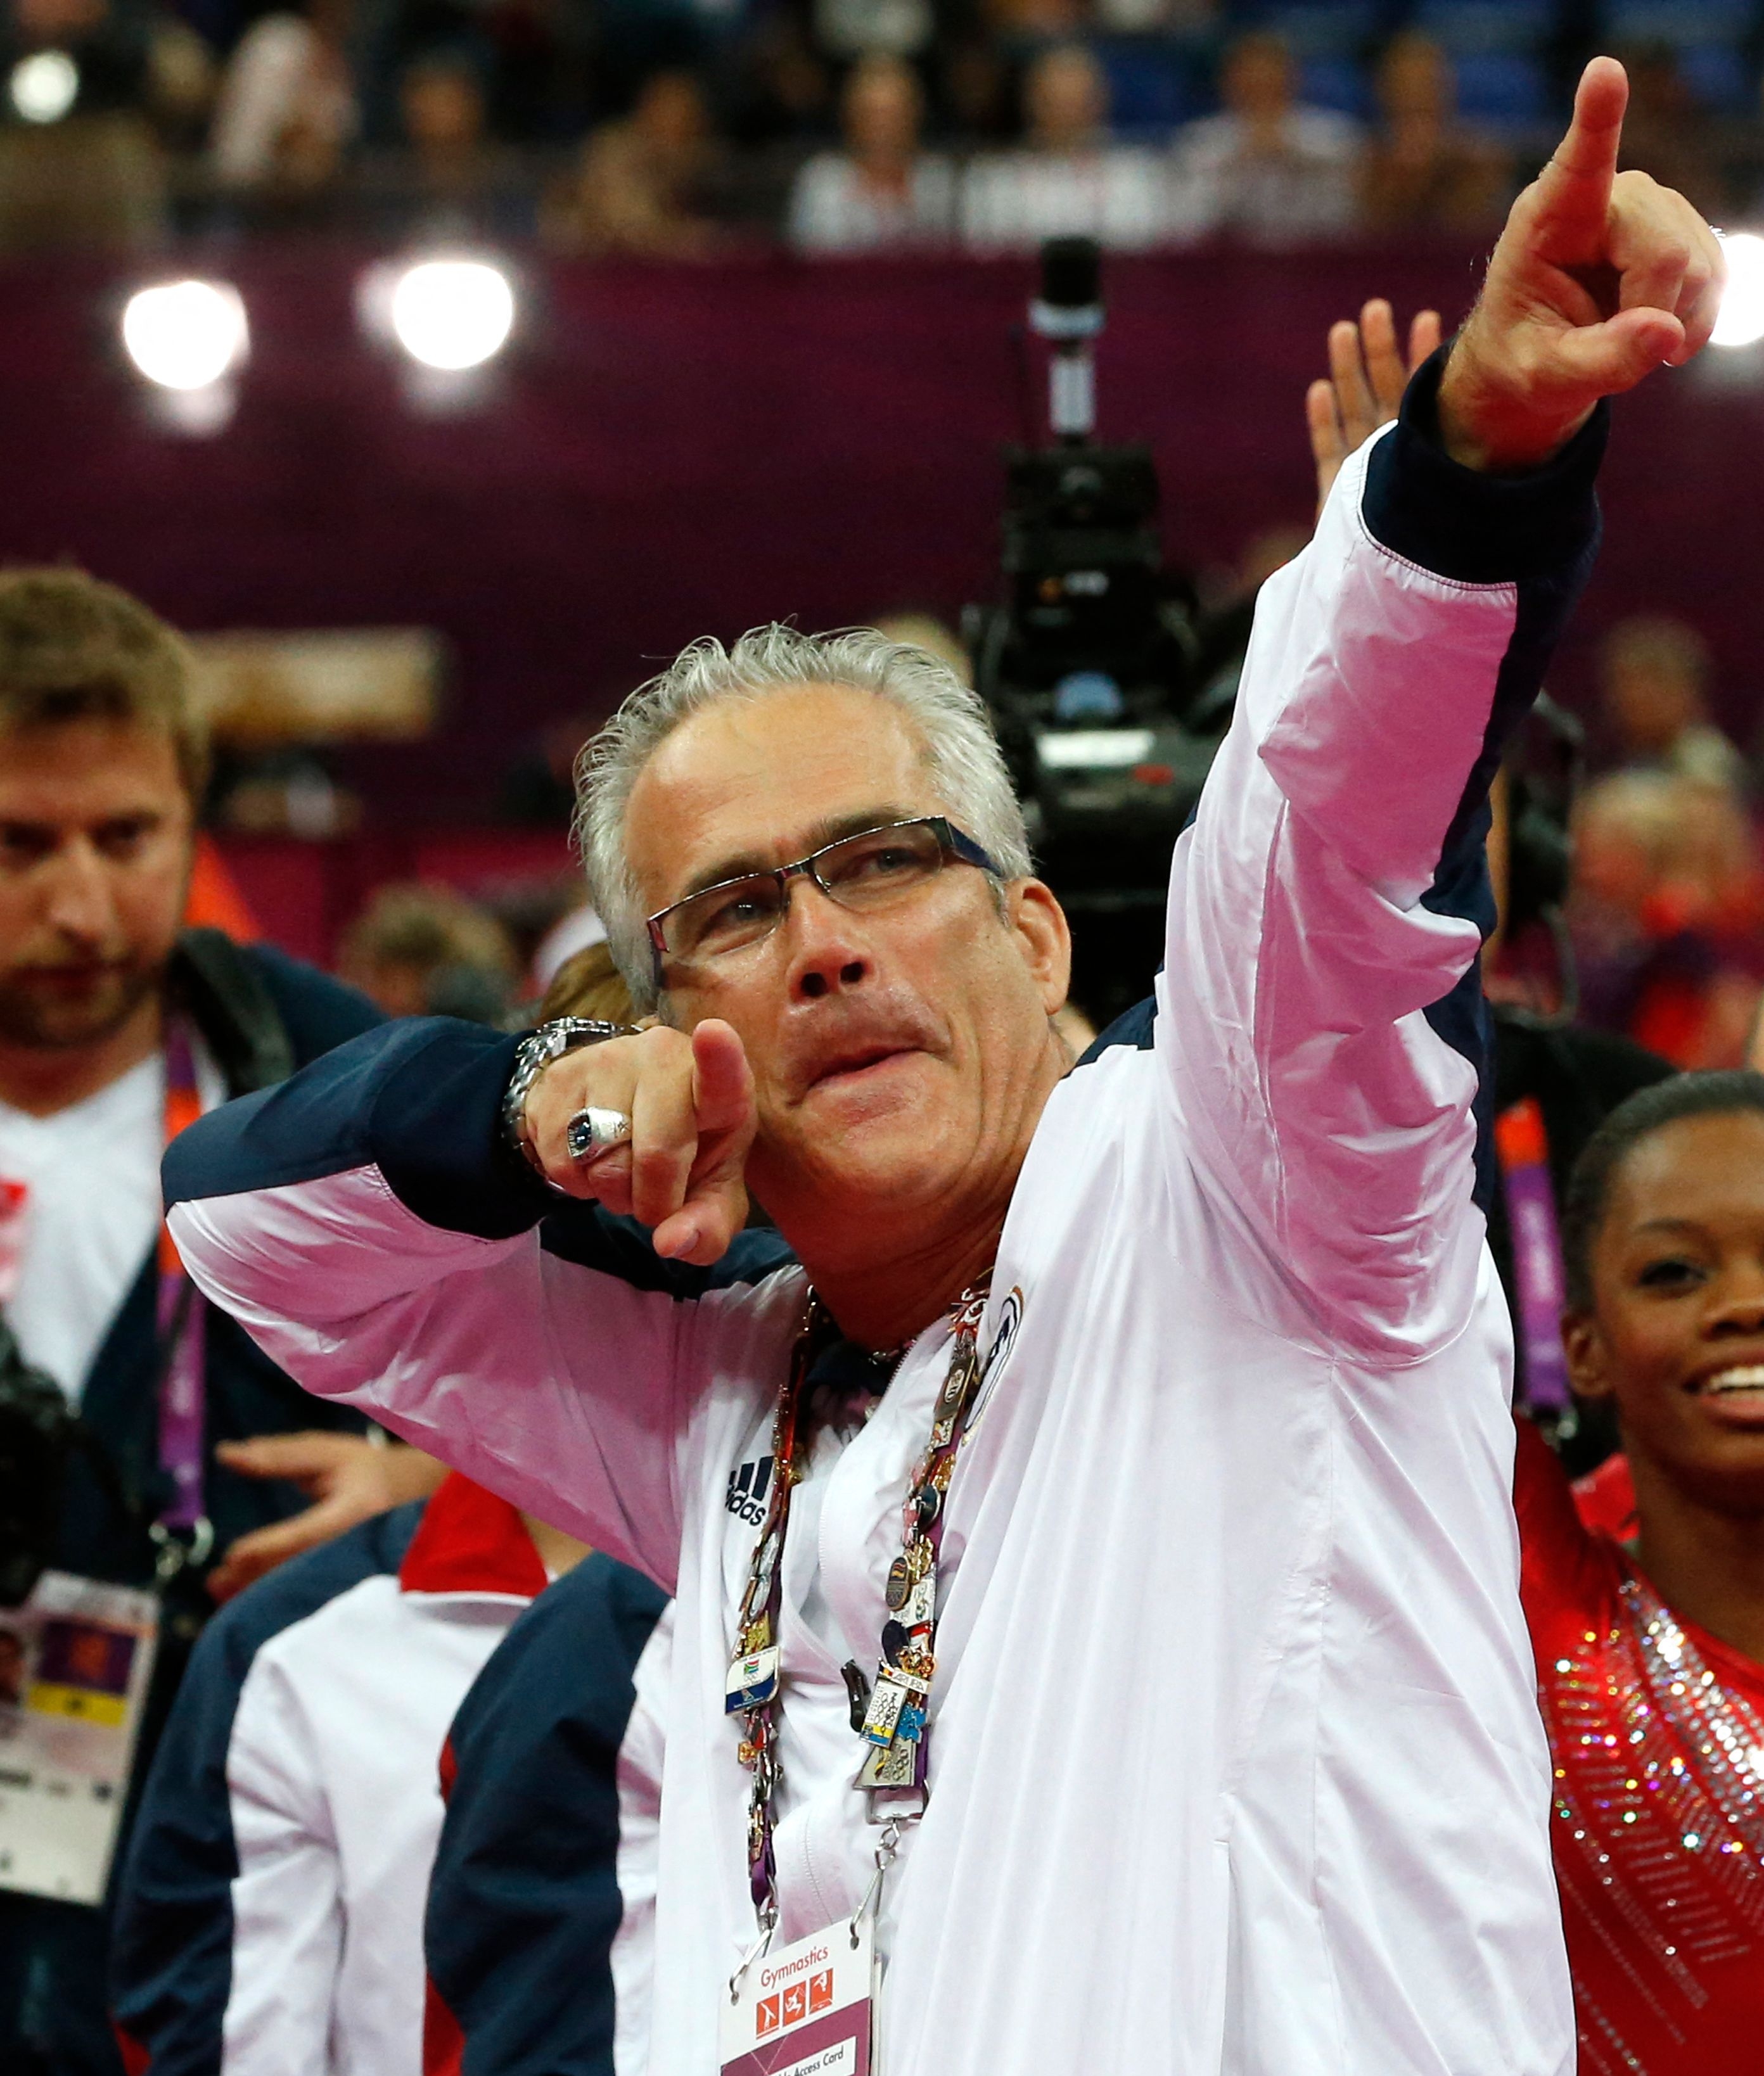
2;240;1760;817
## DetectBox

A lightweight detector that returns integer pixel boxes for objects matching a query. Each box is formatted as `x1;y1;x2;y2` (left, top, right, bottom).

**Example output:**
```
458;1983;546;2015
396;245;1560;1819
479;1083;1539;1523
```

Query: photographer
0;567;436;2076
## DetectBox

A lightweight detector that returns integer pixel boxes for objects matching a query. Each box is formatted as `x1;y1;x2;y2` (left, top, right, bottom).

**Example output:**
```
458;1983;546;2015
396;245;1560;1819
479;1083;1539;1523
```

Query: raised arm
1161;60;1721;1363
164;1017;793;1587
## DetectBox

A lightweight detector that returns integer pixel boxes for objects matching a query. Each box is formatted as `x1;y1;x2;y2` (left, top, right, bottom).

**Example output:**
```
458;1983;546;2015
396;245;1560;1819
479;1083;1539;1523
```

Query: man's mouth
808;1043;916;1090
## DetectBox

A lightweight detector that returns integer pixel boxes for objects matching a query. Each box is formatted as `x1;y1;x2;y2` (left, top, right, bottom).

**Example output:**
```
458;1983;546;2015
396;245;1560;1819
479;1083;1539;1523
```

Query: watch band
502;1017;639;1179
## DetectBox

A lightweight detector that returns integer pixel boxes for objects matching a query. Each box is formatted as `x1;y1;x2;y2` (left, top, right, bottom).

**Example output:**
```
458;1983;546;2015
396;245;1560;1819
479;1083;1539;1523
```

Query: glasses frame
645;815;1003;987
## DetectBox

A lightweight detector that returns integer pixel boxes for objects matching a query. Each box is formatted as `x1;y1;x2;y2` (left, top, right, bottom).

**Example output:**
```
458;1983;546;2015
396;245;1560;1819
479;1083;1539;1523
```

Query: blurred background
6;0;1764;1059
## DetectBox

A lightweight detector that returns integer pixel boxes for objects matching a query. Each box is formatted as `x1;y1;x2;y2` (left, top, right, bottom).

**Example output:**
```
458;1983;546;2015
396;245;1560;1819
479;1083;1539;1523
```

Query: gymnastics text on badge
720;1916;874;2076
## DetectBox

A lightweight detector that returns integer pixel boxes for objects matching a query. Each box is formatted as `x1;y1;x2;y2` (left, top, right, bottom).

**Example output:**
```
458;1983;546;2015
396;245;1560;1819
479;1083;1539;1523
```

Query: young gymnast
1520;1070;1764;2073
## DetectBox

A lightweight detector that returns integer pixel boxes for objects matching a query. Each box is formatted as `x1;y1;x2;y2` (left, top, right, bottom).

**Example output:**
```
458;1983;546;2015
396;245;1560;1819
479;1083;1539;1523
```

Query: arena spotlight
121;280;250;392
9;49;77;123
1712;232;1764;350
387;258;516;372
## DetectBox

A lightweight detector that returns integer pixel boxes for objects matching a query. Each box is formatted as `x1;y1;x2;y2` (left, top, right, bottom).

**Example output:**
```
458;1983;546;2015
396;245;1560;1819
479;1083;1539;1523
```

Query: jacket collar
399;1472;549;1600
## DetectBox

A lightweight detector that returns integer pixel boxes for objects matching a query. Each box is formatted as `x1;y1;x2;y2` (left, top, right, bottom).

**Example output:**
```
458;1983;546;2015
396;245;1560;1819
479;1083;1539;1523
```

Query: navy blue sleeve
425;1557;669;2076
243;944;384;1067
109;1505;425;2076
164;1017;541;1238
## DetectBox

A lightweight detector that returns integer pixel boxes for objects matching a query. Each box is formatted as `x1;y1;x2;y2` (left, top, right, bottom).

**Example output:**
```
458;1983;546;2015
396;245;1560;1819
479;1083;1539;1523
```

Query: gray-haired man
166;63;1718;2076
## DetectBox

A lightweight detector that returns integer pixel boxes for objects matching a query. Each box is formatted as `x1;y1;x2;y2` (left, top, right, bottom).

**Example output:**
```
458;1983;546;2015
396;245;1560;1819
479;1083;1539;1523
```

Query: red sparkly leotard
1518;1421;1764;2074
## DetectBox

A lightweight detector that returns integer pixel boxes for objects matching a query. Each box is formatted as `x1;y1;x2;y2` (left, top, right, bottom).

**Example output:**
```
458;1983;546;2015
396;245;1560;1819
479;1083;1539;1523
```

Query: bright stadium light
387;259;515;372
121;280;250;392
1712;233;1764;350
10;49;77;124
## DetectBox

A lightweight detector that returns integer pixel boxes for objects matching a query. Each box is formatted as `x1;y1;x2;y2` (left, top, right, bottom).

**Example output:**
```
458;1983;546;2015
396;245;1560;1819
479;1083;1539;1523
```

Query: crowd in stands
6;0;1764;253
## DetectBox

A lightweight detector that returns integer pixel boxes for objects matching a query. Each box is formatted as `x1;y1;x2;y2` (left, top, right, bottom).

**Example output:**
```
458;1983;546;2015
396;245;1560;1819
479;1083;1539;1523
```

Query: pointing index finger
691;1019;755;1137
1533;56;1628;238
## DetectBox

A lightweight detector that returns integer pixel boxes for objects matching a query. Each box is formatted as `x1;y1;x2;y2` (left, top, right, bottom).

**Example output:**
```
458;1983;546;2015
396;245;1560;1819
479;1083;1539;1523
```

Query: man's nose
780;879;873;1003
43;837;117;942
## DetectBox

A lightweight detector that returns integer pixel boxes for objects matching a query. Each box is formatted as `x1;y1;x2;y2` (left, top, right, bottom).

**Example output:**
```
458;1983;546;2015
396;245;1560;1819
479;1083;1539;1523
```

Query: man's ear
1563;1310;1614;1404
1008;879;1072;1016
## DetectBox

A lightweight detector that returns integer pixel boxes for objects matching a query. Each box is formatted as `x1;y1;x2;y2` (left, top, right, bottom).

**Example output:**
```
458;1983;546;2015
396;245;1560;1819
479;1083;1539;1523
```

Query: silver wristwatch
502;1017;639;1178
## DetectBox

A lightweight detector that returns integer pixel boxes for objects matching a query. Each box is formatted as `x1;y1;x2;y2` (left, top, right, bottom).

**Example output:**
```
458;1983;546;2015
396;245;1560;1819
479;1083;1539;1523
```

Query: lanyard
726;1278;992;1931
154;1022;210;1541
1493;1096;1572;1419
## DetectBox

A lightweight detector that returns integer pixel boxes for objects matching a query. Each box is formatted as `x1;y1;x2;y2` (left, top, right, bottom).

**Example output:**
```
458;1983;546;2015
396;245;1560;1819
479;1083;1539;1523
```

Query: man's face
0;720;193;1052
623;684;1070;1237
1566;1112;1764;1515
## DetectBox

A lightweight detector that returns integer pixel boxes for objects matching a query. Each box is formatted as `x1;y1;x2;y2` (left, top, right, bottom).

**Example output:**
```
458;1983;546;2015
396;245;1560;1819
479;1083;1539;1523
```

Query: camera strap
152;1021;212;1563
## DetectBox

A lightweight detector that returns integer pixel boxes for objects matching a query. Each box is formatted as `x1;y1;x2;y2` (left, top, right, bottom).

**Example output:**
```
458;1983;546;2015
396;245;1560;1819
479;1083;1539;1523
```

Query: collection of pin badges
853;1300;986;1791
724;1282;991;1913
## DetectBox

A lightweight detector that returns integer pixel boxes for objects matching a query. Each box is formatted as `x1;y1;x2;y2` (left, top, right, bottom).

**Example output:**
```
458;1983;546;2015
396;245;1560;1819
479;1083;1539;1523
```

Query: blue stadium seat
1677;42;1754;113
1411;1;1557;55
1601;3;1754;47
1453;49;1554;127
1257;1;1382;58
1097;39;1204;140
1298;51;1373;115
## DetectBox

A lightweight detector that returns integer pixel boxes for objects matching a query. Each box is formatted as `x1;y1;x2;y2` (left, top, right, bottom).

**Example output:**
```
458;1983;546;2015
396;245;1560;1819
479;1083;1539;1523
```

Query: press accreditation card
720;1916;875;2076
0;1570;159;1904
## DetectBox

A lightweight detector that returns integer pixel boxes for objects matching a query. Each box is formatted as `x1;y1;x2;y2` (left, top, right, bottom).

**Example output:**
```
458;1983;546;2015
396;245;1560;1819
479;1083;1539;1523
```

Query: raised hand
523;1019;757;1264
1306;298;1443;514
1440;56;1724;473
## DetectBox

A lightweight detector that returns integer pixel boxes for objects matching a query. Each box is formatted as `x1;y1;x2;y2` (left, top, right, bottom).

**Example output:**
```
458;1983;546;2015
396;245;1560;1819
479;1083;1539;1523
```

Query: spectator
1358;32;1505;234
1170;30;1360;245
961;42;1170;251
1572;768;1764;1069
0;0;165;252
111;1476;589;2076
789;53;954;252
335;881;518;1025
545;68;723;257
0;567;441;2076
362;45;532;238
208;0;355;203
1601;614;1746;791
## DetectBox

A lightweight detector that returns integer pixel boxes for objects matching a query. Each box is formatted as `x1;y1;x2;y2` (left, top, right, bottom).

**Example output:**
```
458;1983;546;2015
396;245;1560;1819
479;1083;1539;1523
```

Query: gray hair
575;623;1033;1012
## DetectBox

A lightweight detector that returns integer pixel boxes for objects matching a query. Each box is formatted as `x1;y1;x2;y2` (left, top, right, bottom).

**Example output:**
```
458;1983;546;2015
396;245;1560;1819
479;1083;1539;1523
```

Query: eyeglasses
646;816;1002;983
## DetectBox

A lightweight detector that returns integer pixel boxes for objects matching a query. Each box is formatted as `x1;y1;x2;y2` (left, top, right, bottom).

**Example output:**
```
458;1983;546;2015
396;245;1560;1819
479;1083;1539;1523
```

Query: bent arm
164;1019;794;1586
1162;352;1605;1361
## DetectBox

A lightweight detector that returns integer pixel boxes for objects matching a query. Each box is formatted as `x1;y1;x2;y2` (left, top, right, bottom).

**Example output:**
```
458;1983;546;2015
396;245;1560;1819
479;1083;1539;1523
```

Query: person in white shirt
110;1474;600;2076
166;61;1722;2076
789;55;955;255
0;568;437;2076
1170;29;1361;244
961;42;1170;251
